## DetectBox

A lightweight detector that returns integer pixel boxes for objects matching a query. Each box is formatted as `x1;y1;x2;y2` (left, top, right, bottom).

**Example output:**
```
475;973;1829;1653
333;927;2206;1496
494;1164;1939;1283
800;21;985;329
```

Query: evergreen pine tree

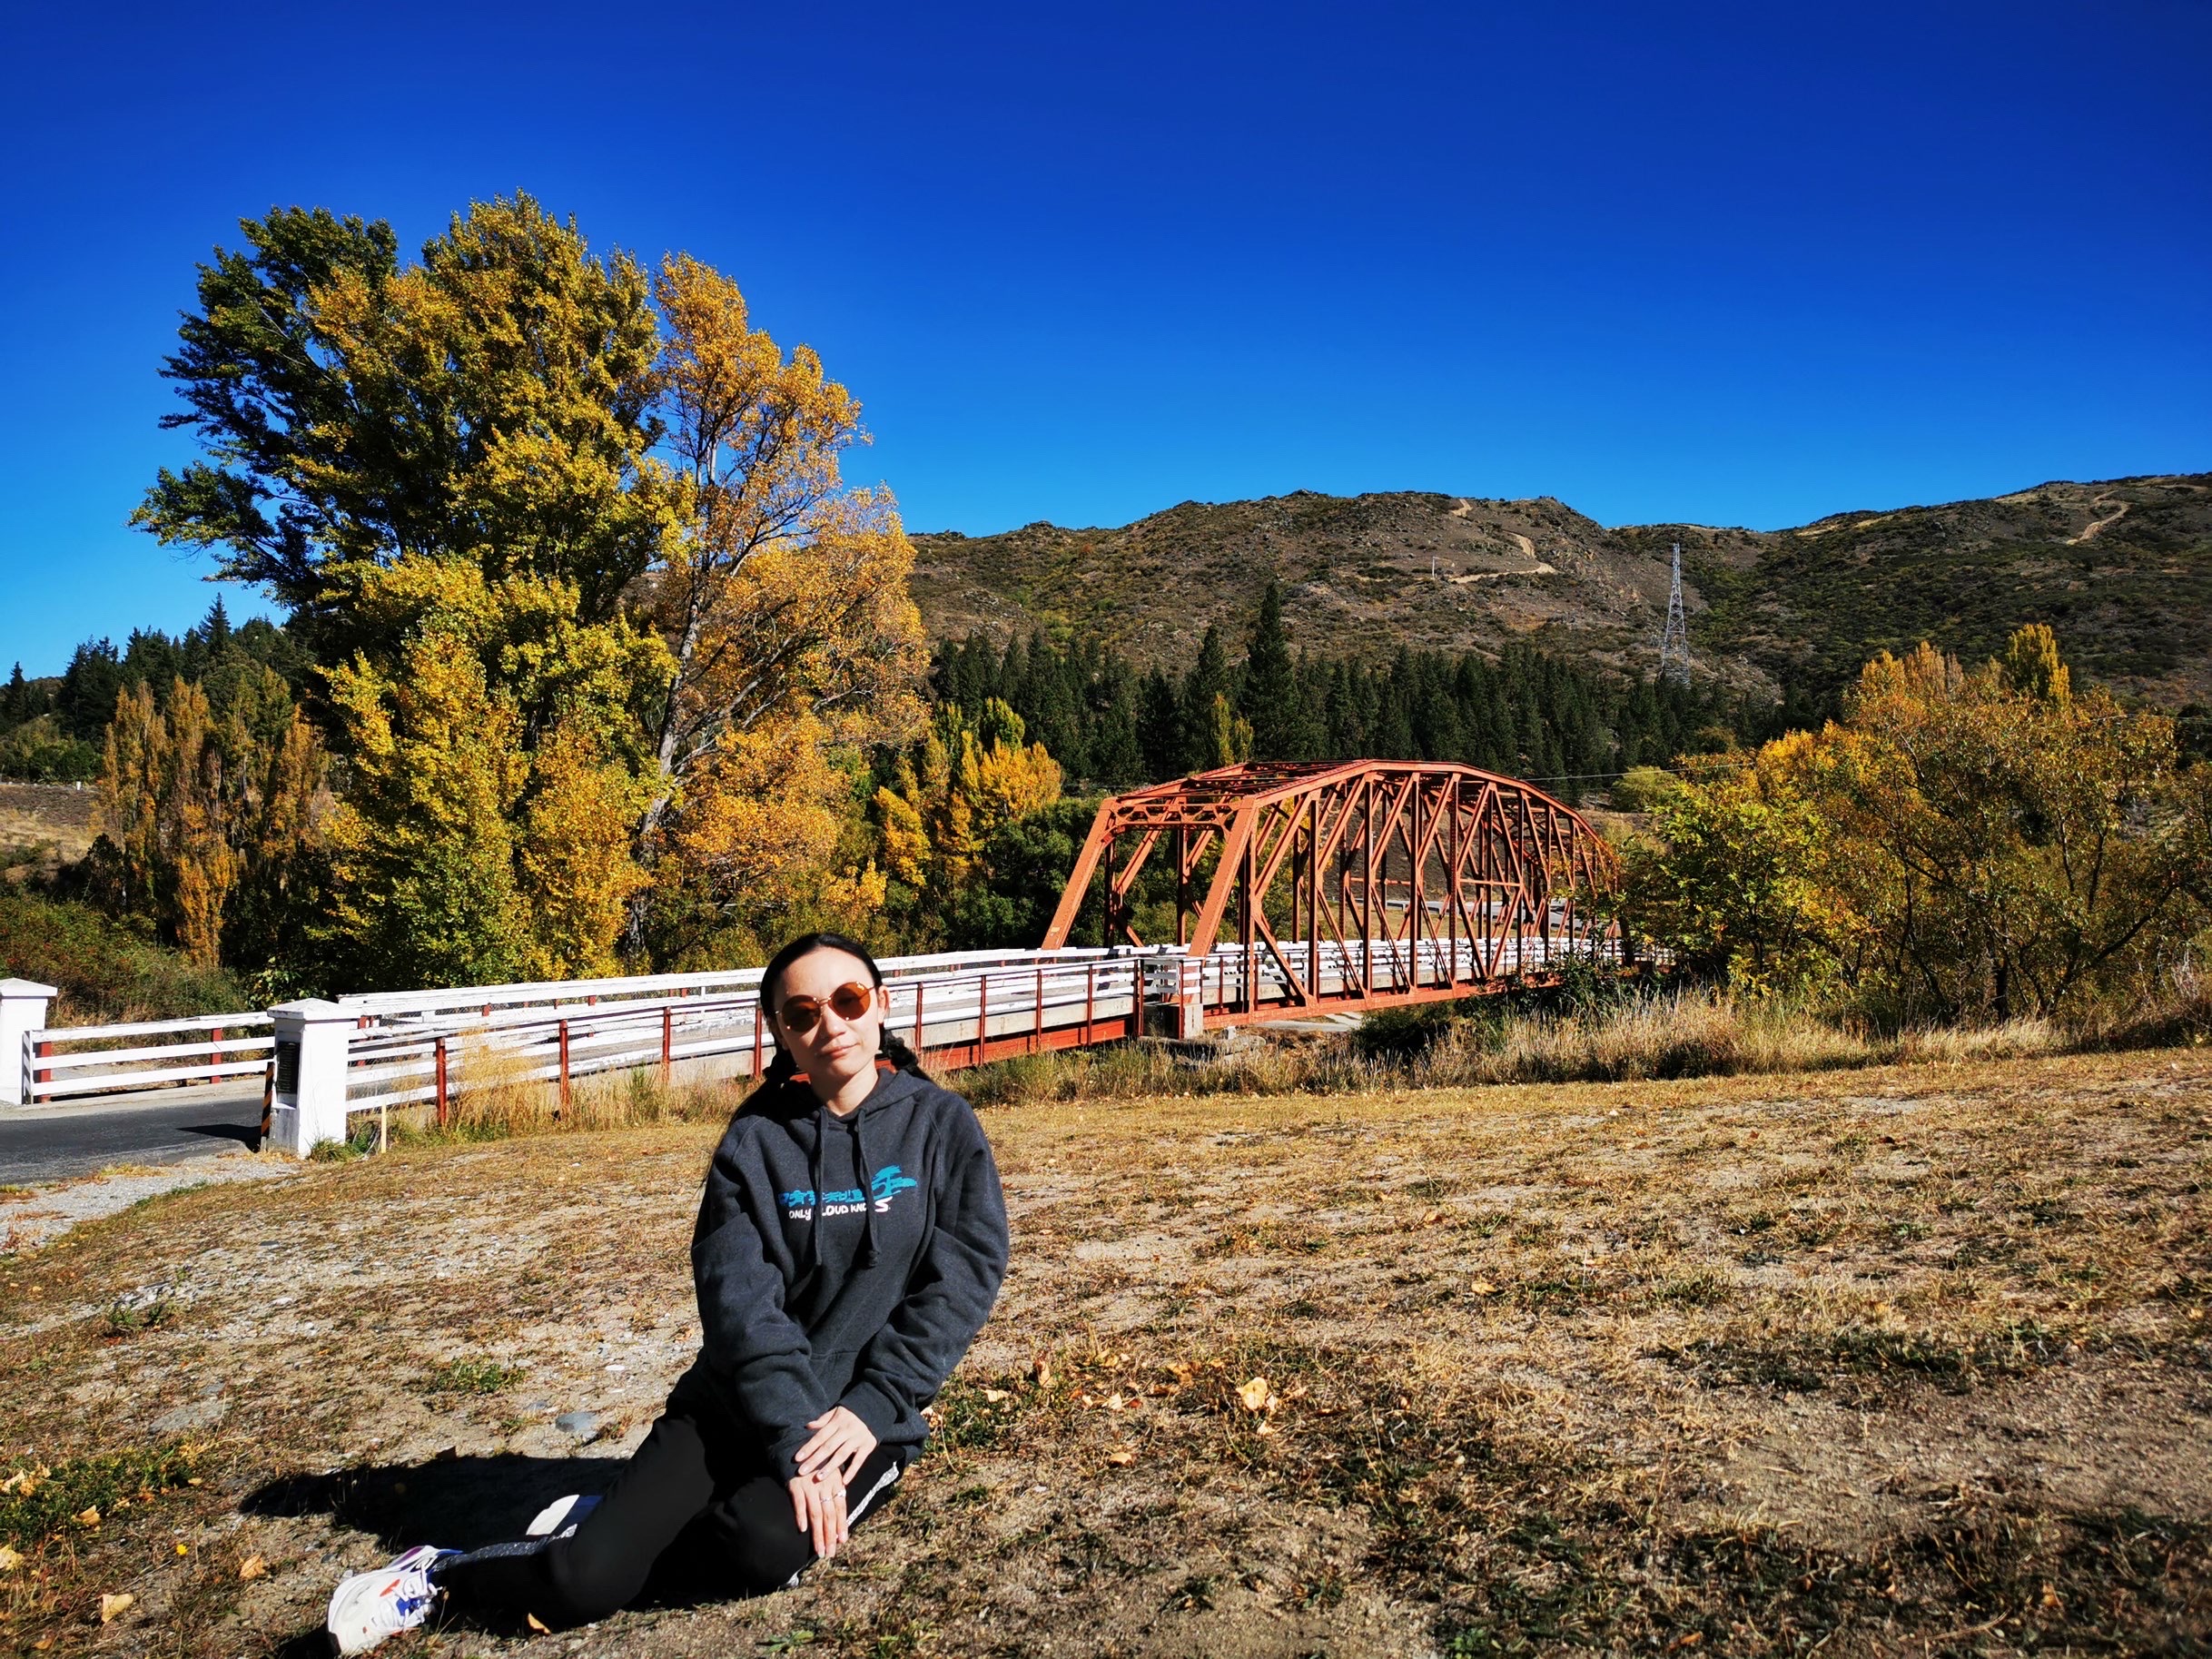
1137;668;1183;781
1090;670;1144;785
1239;580;1299;760
0;663;34;730
1181;625;1232;773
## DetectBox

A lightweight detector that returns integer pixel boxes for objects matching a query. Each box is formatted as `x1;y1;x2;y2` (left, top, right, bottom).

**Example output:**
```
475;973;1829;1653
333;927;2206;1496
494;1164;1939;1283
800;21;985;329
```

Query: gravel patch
0;1155;301;1254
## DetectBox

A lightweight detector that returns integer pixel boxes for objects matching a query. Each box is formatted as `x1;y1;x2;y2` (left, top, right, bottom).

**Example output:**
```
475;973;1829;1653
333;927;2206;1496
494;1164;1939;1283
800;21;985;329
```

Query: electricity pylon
1657;542;1692;686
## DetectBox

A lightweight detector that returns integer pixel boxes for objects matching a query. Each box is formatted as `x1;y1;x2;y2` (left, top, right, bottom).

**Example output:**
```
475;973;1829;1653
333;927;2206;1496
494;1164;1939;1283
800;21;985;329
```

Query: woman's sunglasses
776;982;878;1033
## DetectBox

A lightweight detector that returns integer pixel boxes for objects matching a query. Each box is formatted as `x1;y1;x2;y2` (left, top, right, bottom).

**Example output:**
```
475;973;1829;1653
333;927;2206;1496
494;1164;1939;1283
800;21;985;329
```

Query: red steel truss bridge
1045;759;1624;1033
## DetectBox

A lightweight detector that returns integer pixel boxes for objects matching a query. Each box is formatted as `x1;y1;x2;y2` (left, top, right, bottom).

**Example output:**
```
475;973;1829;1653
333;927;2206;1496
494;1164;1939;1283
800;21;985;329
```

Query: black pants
434;1399;905;1629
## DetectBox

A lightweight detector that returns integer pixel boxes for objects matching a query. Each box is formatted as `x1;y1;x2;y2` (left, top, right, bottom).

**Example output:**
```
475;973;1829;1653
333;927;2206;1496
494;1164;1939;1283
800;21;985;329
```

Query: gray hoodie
675;1064;1009;1481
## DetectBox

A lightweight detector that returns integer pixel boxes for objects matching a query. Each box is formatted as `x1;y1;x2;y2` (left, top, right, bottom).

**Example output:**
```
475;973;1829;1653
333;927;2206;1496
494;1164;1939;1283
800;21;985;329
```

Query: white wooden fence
5;913;1624;1153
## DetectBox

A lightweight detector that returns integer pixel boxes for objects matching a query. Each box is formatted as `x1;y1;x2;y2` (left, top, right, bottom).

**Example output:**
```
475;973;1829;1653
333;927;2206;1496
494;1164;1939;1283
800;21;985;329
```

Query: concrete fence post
1;979;58;1107
267;999;354;1156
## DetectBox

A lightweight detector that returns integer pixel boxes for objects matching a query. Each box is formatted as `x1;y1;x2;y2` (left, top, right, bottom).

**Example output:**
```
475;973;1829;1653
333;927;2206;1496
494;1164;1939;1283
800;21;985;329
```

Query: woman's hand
787;1469;847;1559
786;1407;878;1558
795;1405;878;1486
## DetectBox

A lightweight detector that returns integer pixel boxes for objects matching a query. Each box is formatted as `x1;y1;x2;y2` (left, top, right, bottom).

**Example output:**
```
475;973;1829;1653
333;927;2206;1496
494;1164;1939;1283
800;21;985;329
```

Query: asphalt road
0;1086;267;1184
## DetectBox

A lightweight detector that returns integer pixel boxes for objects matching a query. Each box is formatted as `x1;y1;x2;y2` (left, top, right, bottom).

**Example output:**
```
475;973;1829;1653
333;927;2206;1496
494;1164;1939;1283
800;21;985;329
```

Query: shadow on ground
182;1120;262;1152
244;1452;627;1554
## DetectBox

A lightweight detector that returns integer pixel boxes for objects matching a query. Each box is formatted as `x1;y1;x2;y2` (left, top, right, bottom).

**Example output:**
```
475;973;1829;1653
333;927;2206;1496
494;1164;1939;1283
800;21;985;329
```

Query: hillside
910;471;2212;705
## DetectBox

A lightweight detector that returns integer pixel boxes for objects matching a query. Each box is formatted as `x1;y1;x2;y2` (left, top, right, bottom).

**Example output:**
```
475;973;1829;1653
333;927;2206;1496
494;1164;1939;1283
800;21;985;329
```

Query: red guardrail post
913;982;926;1058
1083;965;1096;1043
34;1037;52;1095
976;974;989;1067
434;1037;449;1129
212;1025;223;1072
1032;968;1044;1055
558;1019;571;1112
752;1000;763;1078
661;1005;673;1083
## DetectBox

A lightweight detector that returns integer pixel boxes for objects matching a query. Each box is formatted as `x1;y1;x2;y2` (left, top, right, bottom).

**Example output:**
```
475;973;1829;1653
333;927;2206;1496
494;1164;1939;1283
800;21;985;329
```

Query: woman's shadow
243;1452;627;1653
243;1449;625;1554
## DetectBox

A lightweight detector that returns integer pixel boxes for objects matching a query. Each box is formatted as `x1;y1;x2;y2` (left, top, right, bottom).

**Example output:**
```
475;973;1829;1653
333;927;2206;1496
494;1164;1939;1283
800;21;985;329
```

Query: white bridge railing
15;1012;273;1102
321;948;1161;1120
3;913;1624;1152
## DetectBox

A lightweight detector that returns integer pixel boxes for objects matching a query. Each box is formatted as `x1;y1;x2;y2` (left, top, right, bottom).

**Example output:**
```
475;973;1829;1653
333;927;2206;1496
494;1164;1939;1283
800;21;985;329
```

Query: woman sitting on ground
327;932;1011;1653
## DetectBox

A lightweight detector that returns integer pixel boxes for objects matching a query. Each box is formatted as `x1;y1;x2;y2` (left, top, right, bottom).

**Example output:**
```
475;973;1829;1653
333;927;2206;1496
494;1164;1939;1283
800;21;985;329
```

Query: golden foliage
1629;627;2212;1021
641;254;926;851
873;701;1062;935
323;558;663;985
301;194;679;637
91;671;328;968
638;716;888;966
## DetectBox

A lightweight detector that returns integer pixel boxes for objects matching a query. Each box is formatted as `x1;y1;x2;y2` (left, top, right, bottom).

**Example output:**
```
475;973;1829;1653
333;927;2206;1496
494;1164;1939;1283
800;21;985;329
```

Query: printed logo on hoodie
780;1165;921;1220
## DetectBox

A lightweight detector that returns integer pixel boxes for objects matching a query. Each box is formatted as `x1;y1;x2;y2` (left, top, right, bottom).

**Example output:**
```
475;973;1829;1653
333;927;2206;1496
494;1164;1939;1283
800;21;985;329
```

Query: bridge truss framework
1043;760;1624;1032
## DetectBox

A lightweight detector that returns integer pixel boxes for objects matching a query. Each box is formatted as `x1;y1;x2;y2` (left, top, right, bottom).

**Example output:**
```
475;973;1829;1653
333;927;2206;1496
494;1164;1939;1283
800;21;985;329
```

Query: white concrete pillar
1;979;58;1106
1176;955;1206;1042
267;999;355;1157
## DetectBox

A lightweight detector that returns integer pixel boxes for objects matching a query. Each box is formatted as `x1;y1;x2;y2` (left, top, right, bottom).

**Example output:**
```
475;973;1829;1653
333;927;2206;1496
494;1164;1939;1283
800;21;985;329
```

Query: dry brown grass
3;1048;2207;1656
956;987;2103;1111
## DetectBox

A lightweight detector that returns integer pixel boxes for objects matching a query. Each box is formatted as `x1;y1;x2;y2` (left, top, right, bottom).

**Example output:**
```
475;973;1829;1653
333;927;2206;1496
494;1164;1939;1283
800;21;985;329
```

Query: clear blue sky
2;0;2206;676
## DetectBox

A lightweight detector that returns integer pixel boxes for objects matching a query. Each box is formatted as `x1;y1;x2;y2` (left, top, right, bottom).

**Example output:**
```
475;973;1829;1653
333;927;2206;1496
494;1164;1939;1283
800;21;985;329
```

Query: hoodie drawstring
854;1104;880;1269
803;1061;896;1273
806;1097;828;1277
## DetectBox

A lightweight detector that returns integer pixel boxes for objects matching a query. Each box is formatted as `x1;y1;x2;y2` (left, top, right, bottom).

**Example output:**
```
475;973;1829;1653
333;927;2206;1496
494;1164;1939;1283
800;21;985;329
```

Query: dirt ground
3;1048;2207;1657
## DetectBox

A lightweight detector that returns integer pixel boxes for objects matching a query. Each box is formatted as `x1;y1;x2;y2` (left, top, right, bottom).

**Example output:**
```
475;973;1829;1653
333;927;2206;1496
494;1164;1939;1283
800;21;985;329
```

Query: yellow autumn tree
632;254;927;961
89;667;329;969
1628;627;2212;1022
137;198;933;984
873;701;1062;939
323;558;660;985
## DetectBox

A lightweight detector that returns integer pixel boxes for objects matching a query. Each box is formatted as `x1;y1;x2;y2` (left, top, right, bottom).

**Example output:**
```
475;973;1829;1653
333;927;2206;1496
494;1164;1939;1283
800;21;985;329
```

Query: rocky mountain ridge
909;472;2212;706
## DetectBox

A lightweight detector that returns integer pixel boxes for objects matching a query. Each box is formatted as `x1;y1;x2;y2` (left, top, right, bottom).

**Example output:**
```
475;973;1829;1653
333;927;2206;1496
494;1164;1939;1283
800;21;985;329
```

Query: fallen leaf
1105;1447;1136;1466
982;1387;1010;1403
238;1554;266;1581
1104;1393;1126;1411
1236;1377;1271;1414
74;1506;101;1528
0;1543;21;1572
1256;1421;1277;1437
99;1593;135;1624
1421;1209;1444;1226
1470;1278;1498;1297
1031;1357;1053;1389
527;1613;551;1633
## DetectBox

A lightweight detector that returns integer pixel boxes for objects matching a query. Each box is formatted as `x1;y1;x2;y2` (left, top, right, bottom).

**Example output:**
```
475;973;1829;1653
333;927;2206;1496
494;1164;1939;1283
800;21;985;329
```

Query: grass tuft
0;1442;200;1551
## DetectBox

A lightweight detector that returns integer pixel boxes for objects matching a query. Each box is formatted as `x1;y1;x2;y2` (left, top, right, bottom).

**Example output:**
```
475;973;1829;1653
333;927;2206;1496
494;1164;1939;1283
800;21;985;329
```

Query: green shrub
0;888;251;1022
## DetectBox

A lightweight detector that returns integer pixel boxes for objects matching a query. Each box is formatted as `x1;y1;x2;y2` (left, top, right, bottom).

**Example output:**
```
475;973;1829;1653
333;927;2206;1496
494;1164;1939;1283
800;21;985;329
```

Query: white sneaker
525;1494;600;1537
325;1545;454;1655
